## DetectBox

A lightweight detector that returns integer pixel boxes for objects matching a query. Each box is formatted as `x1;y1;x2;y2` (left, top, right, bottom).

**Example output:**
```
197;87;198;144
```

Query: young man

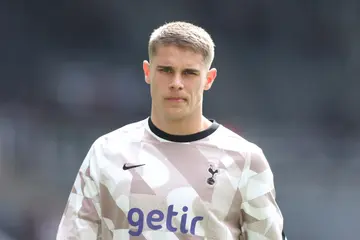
56;21;286;239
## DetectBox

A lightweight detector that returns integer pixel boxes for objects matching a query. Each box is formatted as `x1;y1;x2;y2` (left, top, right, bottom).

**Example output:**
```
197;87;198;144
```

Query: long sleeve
239;146;284;240
56;143;101;240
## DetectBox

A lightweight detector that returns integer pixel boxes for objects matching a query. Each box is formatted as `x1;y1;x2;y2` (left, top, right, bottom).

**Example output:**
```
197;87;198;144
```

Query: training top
56;117;284;240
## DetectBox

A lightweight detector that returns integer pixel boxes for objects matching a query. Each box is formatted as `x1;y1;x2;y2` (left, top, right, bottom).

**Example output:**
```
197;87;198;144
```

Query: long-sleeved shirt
56;117;285;239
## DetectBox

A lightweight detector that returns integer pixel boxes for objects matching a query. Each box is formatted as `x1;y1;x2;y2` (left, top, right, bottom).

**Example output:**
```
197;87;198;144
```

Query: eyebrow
157;65;200;73
156;65;172;70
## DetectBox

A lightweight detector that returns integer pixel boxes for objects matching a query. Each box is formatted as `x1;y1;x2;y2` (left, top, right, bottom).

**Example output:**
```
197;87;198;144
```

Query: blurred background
0;0;359;239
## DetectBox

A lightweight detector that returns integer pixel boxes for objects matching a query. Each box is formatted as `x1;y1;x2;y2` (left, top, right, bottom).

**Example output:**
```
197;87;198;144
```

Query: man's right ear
143;60;151;84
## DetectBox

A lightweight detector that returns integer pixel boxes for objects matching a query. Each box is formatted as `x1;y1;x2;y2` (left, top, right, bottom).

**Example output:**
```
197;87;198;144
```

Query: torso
95;118;250;239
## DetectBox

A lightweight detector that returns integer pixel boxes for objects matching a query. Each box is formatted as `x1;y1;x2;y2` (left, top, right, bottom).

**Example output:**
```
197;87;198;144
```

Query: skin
143;45;217;135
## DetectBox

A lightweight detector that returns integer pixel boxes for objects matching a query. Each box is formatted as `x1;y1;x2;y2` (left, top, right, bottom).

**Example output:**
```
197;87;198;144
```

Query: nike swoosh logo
123;163;145;170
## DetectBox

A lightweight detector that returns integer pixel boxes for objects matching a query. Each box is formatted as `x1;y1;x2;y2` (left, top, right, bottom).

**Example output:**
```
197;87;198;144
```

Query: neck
150;109;212;136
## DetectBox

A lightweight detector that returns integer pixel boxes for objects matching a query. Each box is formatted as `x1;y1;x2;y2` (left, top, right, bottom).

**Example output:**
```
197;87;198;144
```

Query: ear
204;68;217;91
143;60;151;84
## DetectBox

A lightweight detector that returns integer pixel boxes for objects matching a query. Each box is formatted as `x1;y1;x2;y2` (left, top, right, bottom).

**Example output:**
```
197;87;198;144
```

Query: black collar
148;117;219;142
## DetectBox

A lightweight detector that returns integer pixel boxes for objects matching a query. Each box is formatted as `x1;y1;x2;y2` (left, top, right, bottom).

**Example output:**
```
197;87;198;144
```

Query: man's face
143;45;217;121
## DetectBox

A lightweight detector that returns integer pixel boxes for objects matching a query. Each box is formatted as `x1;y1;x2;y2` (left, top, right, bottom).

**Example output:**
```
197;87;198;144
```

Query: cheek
150;83;159;100
151;74;165;88
150;77;165;98
188;84;204;103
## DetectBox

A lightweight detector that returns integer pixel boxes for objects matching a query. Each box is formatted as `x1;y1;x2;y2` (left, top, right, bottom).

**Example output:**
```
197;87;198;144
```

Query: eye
183;70;197;75
159;67;172;73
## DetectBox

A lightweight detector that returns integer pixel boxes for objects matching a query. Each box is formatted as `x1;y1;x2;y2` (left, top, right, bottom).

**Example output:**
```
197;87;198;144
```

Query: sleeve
56;142;102;240
239;146;284;240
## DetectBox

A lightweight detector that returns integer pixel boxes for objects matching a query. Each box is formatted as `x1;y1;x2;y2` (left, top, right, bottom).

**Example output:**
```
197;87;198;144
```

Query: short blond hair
148;21;215;67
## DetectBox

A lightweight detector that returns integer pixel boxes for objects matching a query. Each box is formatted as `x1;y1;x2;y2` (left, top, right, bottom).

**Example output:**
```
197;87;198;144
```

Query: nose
169;75;184;90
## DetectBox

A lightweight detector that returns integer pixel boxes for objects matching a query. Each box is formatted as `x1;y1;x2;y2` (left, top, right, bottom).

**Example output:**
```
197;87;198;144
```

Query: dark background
0;1;359;239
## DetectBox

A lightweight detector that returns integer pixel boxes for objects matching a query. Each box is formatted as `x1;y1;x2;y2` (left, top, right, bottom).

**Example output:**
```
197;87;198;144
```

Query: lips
165;97;186;102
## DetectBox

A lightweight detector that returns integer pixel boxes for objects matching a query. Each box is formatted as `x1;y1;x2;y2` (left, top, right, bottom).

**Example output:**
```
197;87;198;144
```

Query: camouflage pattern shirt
56;118;284;240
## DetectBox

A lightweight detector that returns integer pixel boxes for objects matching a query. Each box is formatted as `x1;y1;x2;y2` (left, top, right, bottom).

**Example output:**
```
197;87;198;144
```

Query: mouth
165;97;186;102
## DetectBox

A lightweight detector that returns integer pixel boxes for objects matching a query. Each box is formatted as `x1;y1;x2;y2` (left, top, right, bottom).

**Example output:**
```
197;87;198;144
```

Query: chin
164;108;189;121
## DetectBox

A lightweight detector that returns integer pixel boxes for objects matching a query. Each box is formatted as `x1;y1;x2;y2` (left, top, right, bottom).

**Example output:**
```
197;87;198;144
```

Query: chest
98;142;244;236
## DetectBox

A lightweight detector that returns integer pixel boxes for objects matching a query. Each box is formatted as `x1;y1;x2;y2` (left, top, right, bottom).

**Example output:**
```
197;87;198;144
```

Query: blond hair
148;21;215;67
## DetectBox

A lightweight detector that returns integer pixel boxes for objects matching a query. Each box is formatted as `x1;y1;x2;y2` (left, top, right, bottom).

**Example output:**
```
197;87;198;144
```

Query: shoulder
211;124;264;154
211;124;270;172
90;118;148;155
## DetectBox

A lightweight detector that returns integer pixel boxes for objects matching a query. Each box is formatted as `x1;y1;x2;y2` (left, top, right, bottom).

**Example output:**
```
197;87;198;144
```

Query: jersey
56;118;284;240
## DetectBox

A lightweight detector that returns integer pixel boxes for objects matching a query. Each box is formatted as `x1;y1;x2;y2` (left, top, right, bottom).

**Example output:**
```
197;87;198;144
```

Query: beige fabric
56;118;284;239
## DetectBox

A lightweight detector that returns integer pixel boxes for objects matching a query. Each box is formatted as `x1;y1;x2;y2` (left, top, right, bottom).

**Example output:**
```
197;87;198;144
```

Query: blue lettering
127;208;144;236
147;209;164;230
180;206;188;234
166;205;178;232
190;216;203;235
127;205;203;236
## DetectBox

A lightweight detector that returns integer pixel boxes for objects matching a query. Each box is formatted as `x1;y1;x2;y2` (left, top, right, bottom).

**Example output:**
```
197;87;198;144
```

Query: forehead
151;45;205;69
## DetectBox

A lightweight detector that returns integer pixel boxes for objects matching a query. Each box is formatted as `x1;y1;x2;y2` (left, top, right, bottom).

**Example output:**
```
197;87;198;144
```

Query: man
56;21;286;239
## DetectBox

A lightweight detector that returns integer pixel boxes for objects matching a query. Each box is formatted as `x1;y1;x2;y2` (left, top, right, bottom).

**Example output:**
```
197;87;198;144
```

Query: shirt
56;118;284;239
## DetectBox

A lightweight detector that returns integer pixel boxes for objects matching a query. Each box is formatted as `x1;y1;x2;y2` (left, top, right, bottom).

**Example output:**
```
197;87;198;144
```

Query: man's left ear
204;68;217;91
